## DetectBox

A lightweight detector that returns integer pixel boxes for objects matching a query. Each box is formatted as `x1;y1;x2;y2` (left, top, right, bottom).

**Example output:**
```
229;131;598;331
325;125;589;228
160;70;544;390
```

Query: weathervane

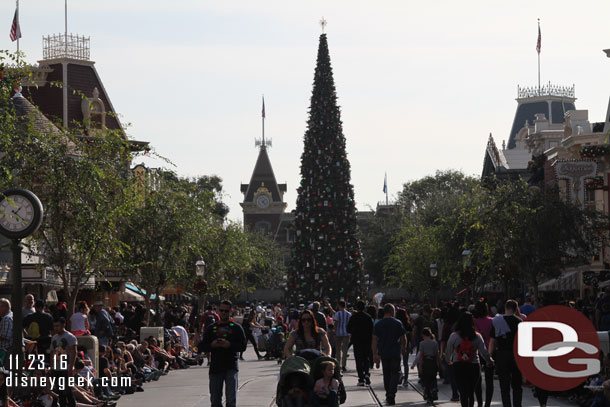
320;17;327;33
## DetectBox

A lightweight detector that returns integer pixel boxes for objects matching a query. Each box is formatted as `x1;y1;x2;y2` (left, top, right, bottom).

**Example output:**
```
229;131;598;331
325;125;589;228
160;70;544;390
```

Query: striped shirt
333;310;351;337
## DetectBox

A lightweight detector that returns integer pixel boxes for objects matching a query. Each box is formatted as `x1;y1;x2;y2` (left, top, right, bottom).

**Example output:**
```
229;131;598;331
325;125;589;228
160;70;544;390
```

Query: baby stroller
276;349;346;407
266;327;286;363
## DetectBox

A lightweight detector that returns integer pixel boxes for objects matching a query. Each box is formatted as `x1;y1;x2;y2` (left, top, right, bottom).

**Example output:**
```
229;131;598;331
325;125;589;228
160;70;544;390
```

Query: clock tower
240;144;287;236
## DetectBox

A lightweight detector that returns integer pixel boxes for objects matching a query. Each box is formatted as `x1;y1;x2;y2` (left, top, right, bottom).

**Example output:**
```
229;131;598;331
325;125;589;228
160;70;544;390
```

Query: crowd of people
0;292;608;407
0;295;206;407
198;294;610;407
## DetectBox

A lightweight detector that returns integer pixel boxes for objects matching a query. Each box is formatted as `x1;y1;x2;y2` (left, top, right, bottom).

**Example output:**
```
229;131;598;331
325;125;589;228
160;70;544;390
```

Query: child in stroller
276;349;346;407
267;327;286;363
312;361;339;407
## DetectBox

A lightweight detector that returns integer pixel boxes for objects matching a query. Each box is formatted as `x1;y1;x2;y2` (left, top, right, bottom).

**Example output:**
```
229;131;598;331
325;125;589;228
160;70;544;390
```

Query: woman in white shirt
70;302;91;336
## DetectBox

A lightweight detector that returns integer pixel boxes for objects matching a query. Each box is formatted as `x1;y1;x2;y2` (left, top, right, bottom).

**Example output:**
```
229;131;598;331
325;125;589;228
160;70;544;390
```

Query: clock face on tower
256;195;270;208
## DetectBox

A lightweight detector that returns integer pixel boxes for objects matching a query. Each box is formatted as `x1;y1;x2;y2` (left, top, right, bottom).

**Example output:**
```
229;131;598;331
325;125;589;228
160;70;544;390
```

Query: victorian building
0;33;148;305
481;65;610;297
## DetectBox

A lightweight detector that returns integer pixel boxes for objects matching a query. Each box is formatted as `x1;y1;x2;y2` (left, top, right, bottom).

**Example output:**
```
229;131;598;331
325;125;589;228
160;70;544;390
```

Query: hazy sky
5;1;610;221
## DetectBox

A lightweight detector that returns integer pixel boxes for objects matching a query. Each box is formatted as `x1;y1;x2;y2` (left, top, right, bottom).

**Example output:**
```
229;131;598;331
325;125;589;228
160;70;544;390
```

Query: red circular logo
514;305;600;391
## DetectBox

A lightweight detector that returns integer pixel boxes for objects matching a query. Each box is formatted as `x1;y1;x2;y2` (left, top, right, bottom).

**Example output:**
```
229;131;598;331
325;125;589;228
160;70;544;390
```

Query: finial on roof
12;86;23;98
502;140;506;150
92;87;99;99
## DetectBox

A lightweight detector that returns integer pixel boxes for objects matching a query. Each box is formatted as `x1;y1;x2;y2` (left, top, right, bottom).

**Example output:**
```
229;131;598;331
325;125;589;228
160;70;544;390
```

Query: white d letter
518;322;577;357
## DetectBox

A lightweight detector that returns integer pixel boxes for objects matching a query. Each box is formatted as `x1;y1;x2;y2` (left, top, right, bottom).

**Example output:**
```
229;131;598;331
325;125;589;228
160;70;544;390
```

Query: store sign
553;160;597;206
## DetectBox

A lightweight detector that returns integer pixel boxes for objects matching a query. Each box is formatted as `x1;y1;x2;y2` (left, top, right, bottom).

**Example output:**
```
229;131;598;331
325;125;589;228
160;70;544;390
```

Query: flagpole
16;0;19;58
262;95;265;147
537;18;541;95
65;0;68;54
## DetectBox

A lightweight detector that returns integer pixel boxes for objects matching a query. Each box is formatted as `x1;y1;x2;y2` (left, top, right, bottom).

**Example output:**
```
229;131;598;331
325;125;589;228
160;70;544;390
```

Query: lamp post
195;258;206;314
462;249;472;299
429;264;438;306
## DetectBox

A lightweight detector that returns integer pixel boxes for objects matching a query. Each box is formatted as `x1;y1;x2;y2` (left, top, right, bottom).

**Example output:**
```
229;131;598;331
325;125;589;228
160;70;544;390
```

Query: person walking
93;301;113;346
418;327;442;405
474;300;494;407
445;311;493;407
240;309;263;360
332;300;351;372
311;301;328;331
372;303;407;406
283;310;332;358
0;299;12;365
50;317;77;407
440;305;460;402
201;300;247;407
489;299;522;407
347;300;374;386
23;299;54;359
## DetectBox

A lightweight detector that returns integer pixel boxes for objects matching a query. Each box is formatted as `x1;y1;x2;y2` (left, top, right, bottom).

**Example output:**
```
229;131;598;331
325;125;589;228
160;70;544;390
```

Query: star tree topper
319;17;327;33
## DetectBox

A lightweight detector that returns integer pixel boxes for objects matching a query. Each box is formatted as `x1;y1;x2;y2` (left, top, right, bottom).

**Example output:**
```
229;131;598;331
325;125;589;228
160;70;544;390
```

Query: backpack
456;334;476;362
27;321;40;339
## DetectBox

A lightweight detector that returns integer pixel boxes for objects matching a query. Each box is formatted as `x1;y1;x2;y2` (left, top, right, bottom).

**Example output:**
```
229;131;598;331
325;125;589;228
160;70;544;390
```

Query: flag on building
383;173;387;194
536;24;541;54
262;97;266;119
10;8;21;42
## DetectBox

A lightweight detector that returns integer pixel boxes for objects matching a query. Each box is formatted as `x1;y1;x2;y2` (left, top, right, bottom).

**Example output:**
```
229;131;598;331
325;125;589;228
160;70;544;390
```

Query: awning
125;283;163;301
165;293;194;302
538;271;580;292
118;289;144;302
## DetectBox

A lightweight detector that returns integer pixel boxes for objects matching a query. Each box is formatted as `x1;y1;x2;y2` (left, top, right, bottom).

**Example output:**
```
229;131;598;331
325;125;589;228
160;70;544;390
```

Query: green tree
122;171;215;324
386;171;479;294
459;179;608;298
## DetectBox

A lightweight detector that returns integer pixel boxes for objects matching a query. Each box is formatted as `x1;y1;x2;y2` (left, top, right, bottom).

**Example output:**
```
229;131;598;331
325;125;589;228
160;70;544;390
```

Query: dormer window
81;87;106;132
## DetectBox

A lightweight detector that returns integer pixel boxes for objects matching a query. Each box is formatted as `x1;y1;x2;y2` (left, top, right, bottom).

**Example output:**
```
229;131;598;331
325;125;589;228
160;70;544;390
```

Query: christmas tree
289;33;363;301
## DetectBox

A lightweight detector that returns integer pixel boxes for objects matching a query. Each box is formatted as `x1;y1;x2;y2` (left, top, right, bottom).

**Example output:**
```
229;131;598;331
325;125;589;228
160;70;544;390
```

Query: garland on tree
288;34;364;301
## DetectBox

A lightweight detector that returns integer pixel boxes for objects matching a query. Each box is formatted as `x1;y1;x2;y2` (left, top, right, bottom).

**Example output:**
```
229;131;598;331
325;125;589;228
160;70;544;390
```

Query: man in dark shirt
489;299;522;407
413;304;434;350
347;300;374;386
372;303;406;406
311;301;327;331
23;299;54;359
201;300;246;407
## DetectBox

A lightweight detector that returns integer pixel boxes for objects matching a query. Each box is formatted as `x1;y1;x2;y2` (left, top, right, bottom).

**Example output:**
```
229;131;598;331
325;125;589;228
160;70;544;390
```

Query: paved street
119;347;578;407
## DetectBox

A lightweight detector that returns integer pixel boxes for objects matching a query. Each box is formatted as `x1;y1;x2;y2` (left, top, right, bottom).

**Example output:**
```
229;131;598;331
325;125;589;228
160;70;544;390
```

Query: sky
4;1;610;221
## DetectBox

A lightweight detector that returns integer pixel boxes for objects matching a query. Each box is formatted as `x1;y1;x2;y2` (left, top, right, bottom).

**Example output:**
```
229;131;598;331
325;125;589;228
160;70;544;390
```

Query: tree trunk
143;294;152;326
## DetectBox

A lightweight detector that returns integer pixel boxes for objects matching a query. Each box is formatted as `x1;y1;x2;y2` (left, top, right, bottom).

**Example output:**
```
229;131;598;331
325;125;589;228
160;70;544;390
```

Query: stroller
276;349;346;407
266;327;286;363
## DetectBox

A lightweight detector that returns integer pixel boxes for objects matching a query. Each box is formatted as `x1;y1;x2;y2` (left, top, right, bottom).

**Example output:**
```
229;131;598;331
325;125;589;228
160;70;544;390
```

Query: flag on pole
536;24;541;54
262;97;265;119
10;8;21;42
383;173;387;194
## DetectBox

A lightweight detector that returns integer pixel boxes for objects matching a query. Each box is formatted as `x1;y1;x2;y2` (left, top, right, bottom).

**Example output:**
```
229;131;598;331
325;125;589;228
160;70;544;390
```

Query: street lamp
462;250;472;267
195;258;205;278
430;264;438;306
462;249;473;299
195;258;206;315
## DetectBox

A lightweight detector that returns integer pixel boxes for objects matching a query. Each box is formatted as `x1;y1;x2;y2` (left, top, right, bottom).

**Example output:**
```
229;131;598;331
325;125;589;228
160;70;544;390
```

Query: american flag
536;24;541;54
262;97;266;119
10;8;21;42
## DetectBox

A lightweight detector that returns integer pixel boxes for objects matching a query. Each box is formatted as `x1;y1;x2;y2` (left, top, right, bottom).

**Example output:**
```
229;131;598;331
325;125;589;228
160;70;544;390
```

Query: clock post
0;189;43;378
10;239;23;374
